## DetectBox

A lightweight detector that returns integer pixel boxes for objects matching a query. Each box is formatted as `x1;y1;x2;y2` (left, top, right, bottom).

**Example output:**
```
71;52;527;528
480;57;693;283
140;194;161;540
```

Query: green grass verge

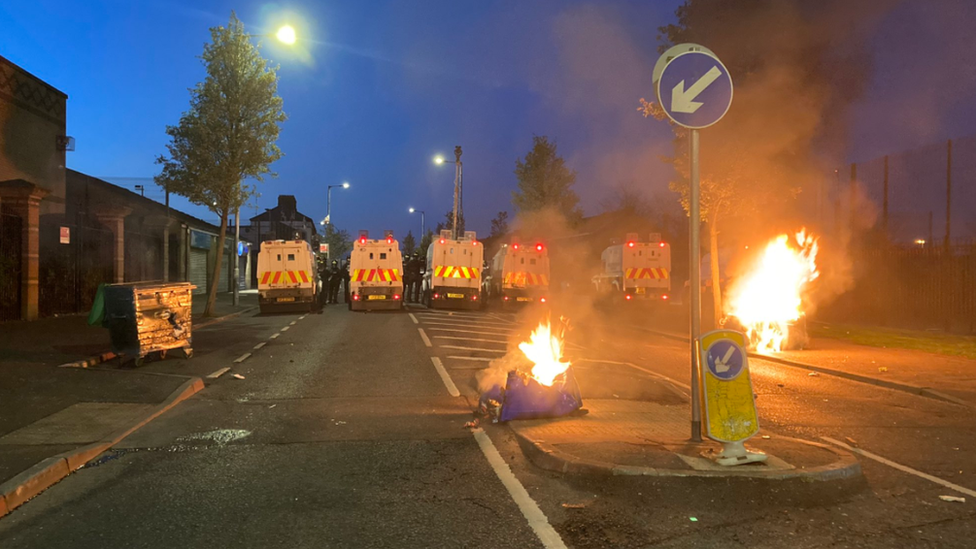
811;322;976;360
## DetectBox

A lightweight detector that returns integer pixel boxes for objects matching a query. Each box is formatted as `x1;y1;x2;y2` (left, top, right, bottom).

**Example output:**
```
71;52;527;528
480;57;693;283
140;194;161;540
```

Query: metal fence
38;218;114;317
0;212;22;321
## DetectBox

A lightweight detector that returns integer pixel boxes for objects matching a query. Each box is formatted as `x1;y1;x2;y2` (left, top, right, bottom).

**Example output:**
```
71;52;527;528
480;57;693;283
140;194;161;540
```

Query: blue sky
1;0;973;239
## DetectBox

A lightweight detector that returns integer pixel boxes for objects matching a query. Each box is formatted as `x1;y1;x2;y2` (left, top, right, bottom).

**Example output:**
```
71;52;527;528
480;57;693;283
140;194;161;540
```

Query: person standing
329;259;342;304
404;252;421;303
342;259;351;303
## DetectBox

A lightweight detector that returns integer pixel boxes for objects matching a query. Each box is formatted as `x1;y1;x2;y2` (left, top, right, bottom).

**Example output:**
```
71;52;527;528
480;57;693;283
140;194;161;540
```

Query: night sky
2;0;974;240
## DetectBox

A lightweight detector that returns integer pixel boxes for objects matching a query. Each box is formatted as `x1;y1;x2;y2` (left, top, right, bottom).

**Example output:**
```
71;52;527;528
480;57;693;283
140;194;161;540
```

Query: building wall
0;56;67;214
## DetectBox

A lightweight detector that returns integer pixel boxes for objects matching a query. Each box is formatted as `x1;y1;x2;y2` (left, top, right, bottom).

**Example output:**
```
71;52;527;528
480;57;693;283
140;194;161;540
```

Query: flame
518;320;570;386
728;230;819;353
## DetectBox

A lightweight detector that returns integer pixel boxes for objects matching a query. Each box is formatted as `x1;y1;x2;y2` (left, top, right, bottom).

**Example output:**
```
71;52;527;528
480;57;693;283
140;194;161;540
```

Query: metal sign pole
233;207;240;307
689;128;702;442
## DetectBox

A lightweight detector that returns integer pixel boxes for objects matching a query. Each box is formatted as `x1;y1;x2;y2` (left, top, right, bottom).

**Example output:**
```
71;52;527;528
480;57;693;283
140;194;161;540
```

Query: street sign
699;329;759;443
656;48;733;129
59;226;70;244
237;241;246;256
319;243;329;254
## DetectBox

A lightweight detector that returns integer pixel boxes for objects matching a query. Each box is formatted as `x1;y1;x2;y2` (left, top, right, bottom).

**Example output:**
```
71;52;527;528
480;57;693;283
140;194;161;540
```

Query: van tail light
625;294;633;301
540;297;547;303
627;241;635;248
659;242;666;247
353;294;361;301
471;295;478;301
433;293;440;299
662;294;669;300
393;294;401;300
503;296;509;301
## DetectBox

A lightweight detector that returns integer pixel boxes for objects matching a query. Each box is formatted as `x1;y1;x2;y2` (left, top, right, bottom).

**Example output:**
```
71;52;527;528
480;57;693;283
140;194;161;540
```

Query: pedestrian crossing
412;310;518;374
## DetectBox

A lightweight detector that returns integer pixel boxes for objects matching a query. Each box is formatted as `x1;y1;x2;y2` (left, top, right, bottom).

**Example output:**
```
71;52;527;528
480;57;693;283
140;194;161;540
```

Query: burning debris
477;317;583;422
727;230;819;353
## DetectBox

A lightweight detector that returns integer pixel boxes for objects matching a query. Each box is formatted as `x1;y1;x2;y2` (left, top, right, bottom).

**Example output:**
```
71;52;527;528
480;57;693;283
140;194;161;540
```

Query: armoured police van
485;240;550;306
257;240;318;313
424;230;483;310
592;233;671;303
348;231;404;311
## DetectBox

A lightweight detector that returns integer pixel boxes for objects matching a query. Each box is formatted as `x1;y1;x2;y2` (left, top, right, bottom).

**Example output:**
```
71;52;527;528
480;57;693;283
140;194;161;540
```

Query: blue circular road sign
656;50;733;129
705;339;745;381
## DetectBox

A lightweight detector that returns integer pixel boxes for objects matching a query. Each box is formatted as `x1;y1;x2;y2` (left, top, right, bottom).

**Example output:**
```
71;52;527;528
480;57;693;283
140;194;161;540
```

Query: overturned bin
103;282;194;365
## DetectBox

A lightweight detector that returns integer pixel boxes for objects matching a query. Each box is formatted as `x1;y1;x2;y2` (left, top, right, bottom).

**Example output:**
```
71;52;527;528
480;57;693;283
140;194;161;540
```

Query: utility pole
945;139;952;251
452;145;462;239
882;155;889;240
850;163;857;232
232;204;240;307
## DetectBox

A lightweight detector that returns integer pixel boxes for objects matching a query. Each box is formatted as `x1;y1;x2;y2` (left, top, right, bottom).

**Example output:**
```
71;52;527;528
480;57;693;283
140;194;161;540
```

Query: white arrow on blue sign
656;49;733;129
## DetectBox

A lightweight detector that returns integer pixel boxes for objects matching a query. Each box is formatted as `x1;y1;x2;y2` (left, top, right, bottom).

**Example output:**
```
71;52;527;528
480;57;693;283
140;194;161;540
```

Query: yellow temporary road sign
699;329;760;443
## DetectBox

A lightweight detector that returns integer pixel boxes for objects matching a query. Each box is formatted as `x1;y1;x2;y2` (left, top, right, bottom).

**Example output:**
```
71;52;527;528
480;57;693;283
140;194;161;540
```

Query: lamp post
408;207;425;240
433;146;463;239
321;182;350;260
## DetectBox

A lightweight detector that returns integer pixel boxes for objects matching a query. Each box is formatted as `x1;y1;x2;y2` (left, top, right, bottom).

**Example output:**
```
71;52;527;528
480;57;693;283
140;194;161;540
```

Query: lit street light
275;25;297;45
408;207;426;239
321;183;351;257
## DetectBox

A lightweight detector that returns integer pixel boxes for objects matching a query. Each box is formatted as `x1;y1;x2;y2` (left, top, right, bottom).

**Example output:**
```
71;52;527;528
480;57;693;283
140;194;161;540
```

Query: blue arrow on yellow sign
700;329;759;443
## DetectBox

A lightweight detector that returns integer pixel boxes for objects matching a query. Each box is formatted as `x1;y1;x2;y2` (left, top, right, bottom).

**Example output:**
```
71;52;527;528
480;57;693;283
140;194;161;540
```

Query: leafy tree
489;211;510;238
402;230;416;255
435;210;465;237
322;223;353;261
156;13;285;316
512;136;582;225
419;230;433;255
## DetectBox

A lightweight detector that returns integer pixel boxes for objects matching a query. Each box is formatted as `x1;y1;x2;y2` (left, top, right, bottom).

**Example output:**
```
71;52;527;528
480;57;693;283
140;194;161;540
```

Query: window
530;258;536;265
380;253;387;260
277;254;281;261
520;258;525;265
287;254;295;261
370;253;374;259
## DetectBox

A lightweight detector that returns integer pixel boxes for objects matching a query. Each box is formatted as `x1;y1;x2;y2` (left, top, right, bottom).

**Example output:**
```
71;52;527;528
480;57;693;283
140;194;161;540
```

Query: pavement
0;299;974;547
0;291;257;497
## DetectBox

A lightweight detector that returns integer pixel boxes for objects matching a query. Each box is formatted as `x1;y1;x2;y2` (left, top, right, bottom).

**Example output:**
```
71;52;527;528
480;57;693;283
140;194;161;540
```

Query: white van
257;240;318;313
348;232;404;311
424;230;484;310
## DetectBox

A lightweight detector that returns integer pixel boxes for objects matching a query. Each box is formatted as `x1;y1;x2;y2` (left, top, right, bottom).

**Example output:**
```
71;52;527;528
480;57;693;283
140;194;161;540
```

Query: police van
257;240;318;313
348;231;404;311
424;230;483;310
485;240;550;306
592;233;671;303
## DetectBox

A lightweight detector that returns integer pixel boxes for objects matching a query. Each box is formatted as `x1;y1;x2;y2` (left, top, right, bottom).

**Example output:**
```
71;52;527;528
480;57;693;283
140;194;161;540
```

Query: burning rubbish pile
727;230;819;353
475;317;583;424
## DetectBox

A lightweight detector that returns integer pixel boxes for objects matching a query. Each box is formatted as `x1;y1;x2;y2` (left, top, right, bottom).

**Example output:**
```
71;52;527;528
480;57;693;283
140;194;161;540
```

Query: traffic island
508;398;861;482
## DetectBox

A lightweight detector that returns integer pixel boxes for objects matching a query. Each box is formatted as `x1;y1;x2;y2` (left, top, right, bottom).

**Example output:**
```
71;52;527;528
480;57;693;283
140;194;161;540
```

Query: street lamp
322;182;351;236
433;146;463;239
408;207;426;239
275;25;297;45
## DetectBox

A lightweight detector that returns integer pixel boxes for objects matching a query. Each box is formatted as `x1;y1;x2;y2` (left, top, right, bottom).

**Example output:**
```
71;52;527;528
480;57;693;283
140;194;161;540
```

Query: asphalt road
1;301;974;548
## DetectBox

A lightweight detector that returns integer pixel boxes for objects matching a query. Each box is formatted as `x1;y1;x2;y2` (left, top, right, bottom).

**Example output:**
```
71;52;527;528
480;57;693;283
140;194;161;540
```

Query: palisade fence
817;134;976;333
0;211;22;321
38;217;114;317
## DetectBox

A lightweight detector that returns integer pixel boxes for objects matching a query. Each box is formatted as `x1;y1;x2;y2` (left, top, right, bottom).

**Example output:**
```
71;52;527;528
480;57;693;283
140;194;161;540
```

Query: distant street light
409;207;426;238
322;182;351;233
433;155;446;165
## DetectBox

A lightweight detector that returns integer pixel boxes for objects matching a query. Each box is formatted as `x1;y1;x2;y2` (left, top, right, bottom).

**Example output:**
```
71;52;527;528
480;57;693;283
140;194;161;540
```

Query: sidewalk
507;398;860;481
0;291;255;494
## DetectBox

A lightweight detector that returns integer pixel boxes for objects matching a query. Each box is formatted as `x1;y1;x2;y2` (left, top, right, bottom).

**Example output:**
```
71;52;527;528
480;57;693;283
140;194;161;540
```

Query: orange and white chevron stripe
260;270;312;285
503;271;549;286
352;268;401;282
433;265;481;279
624;268;669;280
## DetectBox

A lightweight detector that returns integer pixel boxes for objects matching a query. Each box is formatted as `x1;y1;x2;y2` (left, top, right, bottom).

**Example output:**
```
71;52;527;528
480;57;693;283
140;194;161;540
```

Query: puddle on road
176;428;252;446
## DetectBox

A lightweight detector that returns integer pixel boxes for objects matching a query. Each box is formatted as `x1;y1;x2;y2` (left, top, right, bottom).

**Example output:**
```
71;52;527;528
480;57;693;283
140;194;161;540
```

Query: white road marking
253;342;267;350
447;356;494;362
299;314;307;320
577;358;691;391
417;310;489;318
822;437;976;498
419;317;513;327
434;336;509;344
290;321;297;326
417;310;512;321
280;326;290;332
206;367;231;379
428;327;515;337
270;333;280;339
418;328;433;347
441;345;506;354
472;429;568;549
408;313;419;324
430;357;460;397
421;322;513;334
233;353;252;364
